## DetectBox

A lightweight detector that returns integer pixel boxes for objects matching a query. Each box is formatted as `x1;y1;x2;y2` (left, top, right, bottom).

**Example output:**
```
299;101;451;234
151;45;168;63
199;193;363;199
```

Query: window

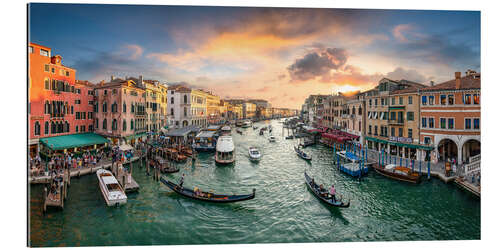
392;97;396;105
103;119;107;130
104;90;108;95
384;112;389;120
429;95;434;105
71;86;74;93
407;112;414;121
95;118;99;129
448;95;454;105
131;120;134;130
465;118;471;130
89;125;93;132
398;128;403;137
465;94;471;104
390;112;396;120
422;96;427;105
51;67;55;74
440;95;446;105
424;137;431;145
171;97;174;104
171;108;174;116
66;71;70;77
373;112;378;119
368;125;372;134
75;100;81;104
65;122;69;133
375;99;378;106
29;46;33;53
81;125;85;133
369;99;372;106
123;103;127;113
448;118;454;129
44;121;49;135
399;97;403;105
474;118;480;129
358;107;362;115
408;128;413;138
184;107;187;116
71;106;74;114
123;120;127;131
34;122;40;136
103;102;107;113
408;96;413;104
429;118;434;128
440;118;446;129
112;119;117;130
381;98;385;106
112;89;117;95
75;125;79;133
112;102;117;113
40;49;49;57
473;94;480;104
44;64;49;72
76;112;80;120
374;126;378;135
422;117;427;128
82;112;86;120
391;127;395;137
184;95;188;104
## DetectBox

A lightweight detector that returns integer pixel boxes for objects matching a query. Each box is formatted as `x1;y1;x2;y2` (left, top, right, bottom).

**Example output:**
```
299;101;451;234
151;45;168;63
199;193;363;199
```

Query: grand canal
29;119;480;247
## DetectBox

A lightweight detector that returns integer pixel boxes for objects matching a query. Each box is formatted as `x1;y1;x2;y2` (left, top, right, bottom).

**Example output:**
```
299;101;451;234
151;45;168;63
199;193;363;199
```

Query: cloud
123;44;144;60
256;86;271;92
287;47;348;82
392;24;414;42
195;76;210;82
385;67;430;83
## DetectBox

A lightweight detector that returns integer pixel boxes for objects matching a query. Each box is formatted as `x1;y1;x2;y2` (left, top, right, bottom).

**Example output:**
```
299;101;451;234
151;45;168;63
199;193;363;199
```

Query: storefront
39;133;110;159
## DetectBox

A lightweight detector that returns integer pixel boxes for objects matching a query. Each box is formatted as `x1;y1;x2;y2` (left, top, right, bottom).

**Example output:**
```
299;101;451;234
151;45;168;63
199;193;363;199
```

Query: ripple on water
29;120;480;246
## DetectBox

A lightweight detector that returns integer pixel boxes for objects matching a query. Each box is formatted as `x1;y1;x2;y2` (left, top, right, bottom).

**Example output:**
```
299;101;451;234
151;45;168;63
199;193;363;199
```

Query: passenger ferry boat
215;136;235;165
193;130;218;152
96;169;127;206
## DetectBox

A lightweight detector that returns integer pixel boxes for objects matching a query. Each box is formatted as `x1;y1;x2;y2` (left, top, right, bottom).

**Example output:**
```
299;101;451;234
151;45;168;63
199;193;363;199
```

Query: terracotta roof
421;75;480;92
169;85;191;92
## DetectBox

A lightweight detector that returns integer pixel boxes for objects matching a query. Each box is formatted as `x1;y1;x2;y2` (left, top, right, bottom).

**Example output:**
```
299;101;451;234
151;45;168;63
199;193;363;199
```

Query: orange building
419;70;481;165
28;43;94;156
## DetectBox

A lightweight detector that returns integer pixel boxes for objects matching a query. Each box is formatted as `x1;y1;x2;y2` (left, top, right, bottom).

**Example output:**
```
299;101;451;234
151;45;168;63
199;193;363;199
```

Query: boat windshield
106;183;121;192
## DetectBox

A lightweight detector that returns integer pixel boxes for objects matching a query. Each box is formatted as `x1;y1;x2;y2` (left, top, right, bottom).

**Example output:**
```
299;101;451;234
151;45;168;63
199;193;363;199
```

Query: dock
42;169;70;213
454;177;480;198
112;160;140;193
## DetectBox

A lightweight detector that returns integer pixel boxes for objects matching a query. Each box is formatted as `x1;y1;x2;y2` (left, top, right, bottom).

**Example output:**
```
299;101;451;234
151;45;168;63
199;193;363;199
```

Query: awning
365;136;434;150
164;125;200;137
119;144;134;151
40;133;109;151
124;132;148;140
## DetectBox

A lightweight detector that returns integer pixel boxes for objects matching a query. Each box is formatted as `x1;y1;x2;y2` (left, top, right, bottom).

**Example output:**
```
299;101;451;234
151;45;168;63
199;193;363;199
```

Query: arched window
103;102;107;113
131;102;135;113
123;103;127;113
71;105;74;114
358;106;362;115
44;121;49;135
123;120;127;131
95;118;99;129
184;107;187;117
171;97;174;104
184;95;187;104
65;121;69;133
76;125;79;133
112;102;117;113
51;122;56;134
44;101;50;114
131;120;134;130
112;119;117;130
34;121;40;136
103;119;107;130
171;108;174;116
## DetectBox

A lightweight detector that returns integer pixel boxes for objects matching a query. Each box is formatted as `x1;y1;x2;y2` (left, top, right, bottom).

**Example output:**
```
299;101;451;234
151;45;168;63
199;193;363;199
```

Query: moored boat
242;120;252;128
373;164;421;184
304;171;350;208
192;130;217;152
215;135;235;165
160;177;256;203
268;135;277;142
96;169;127;206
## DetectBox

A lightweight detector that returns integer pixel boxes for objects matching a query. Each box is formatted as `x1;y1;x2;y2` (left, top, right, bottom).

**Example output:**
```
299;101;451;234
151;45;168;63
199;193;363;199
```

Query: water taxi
96;169;127;206
248;147;262;161
215;136;235;165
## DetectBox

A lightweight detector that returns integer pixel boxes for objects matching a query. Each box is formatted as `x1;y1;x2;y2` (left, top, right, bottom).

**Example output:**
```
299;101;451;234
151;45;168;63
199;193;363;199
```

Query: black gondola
160;177;256;203
236;130;243;135
304;171;350;208
294;146;312;161
285;135;294;140
161;166;180;174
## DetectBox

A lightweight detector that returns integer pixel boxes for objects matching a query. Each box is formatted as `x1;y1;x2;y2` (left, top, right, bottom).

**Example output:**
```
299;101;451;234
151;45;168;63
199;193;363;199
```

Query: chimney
430;81;435;86
139;75;144;85
455;72;461;89
111;75;115;81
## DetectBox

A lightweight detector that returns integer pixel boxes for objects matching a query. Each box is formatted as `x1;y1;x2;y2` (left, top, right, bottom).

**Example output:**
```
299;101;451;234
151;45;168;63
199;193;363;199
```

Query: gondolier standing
329;184;336;202
179;174;185;187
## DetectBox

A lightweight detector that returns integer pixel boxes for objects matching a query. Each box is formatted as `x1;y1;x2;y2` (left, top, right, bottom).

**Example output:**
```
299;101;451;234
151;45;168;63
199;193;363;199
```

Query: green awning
40;133;109;151
365;136;434;150
124;132;148;140
389;106;405;110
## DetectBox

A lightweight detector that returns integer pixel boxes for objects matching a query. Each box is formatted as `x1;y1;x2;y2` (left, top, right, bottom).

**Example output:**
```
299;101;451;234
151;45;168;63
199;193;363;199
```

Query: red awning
321;133;347;143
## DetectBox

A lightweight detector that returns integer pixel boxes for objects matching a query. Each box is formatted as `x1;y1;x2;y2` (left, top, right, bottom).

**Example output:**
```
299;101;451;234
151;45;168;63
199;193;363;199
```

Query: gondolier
179;174;185;187
329;184;336;202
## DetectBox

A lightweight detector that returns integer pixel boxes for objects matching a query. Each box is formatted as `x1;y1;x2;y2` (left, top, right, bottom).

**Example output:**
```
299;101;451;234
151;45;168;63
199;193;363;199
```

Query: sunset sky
29;4;480;109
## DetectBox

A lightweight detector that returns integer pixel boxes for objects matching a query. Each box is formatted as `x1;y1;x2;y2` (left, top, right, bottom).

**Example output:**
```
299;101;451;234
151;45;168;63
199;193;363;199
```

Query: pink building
93;76;146;146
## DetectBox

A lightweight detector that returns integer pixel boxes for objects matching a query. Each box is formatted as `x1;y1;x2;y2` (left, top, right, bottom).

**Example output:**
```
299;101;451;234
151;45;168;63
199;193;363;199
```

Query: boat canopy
40;133;109;151
195;130;217;138
385;164;396;170
206;125;220;131
216;136;234;152
102;176;119;185
119;144;134;151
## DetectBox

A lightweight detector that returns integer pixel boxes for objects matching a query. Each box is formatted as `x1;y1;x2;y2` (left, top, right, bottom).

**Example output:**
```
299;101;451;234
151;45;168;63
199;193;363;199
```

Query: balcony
389;119;404;125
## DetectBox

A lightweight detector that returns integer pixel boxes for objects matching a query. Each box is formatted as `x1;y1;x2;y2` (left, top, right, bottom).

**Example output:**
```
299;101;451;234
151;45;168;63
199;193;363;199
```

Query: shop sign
389;136;412;144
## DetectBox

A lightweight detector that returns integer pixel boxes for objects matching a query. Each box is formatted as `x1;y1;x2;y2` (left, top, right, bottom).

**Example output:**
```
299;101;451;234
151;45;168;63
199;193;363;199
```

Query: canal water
29;120;480;247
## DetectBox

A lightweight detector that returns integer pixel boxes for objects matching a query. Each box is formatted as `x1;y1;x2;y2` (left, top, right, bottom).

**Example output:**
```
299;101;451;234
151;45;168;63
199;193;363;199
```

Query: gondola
372;164;421;184
285;135;294;140
236;130;243;135
294;146;312;161
160;177;256;203
304;172;350;208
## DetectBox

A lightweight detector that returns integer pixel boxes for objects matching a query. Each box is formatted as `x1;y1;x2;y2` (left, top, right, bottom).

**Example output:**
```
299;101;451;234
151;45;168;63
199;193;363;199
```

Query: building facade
28;43;94;156
419;71;481;165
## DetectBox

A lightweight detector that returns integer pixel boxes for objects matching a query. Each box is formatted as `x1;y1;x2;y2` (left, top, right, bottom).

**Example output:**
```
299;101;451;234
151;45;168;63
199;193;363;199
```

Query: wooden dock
42;169;70;213
113;161;140;193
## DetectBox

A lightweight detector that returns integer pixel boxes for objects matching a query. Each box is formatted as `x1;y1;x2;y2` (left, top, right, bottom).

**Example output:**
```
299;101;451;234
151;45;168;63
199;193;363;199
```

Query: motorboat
96;169;127;206
373;164;421;184
220;125;232;136
268;135;277;142
193;130;217;152
248;147;262;161
242;120;252;128
215;136;235;165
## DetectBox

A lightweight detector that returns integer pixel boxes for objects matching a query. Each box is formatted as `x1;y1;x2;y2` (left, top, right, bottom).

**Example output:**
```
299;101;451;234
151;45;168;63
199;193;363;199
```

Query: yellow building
191;89;208;128
205;91;221;124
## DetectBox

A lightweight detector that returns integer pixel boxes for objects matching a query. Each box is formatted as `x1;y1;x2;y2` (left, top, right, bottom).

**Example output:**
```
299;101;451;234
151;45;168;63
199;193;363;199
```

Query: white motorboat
220;125;232;136
268;135;277;142
248;147;262;161
242;120;252;128
96;169;127;206
215;136;235;165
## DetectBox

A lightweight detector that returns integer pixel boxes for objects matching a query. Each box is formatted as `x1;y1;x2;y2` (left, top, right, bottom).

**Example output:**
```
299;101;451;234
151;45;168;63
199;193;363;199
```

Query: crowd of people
29;149;108;177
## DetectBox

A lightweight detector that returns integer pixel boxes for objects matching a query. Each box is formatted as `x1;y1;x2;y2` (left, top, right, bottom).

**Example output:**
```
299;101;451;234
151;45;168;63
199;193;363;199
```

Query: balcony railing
389;119;404;125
